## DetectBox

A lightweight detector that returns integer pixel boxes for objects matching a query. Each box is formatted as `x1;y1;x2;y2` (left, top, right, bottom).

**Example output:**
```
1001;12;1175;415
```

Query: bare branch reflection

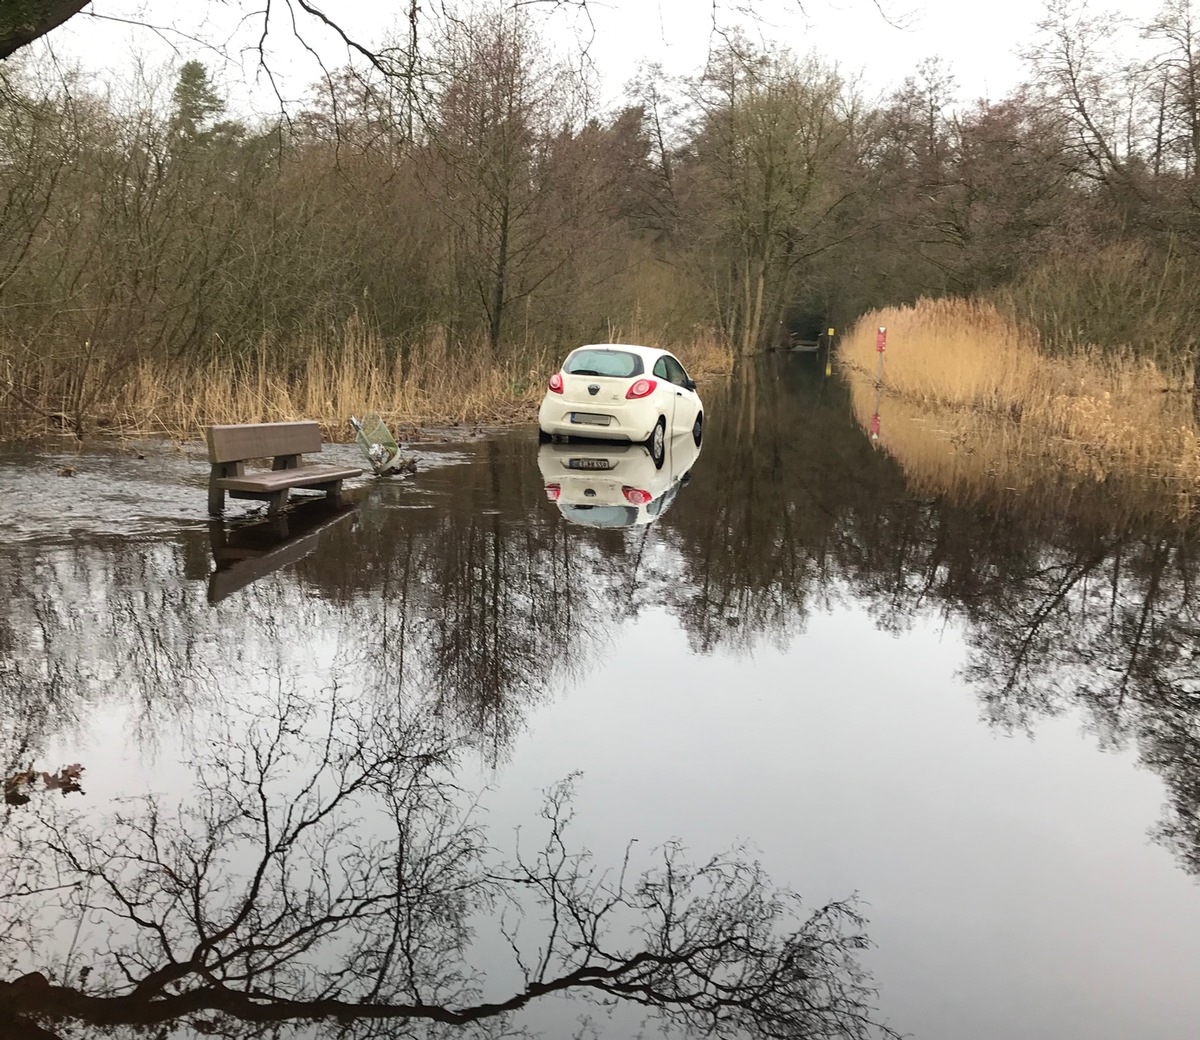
0;686;897;1040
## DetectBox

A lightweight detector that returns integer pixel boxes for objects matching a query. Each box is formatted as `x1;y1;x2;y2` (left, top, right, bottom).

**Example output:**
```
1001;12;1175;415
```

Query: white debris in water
368;443;391;469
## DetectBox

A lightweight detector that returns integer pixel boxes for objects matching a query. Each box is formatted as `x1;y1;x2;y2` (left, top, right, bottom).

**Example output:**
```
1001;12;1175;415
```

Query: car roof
568;343;673;362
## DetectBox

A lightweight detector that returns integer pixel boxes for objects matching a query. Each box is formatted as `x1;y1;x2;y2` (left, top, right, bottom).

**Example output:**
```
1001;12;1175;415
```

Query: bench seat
214;464;362;495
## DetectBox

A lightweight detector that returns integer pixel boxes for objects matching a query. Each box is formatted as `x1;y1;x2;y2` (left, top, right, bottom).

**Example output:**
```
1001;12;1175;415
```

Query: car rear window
564;350;644;378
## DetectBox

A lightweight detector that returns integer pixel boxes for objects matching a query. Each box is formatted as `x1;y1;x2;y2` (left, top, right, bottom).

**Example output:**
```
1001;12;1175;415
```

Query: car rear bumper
538;398;656;442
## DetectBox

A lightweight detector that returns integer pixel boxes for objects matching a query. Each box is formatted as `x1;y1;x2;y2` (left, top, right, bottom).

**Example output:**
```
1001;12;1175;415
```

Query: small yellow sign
827;328;835;337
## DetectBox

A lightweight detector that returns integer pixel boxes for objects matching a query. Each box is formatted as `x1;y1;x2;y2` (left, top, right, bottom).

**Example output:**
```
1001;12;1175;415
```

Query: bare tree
1025;0;1142;189
1143;0;1200;175
680;37;859;354
426;6;601;355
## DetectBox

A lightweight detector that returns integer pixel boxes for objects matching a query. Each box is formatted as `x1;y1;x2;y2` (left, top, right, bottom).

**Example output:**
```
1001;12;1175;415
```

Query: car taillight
625;378;657;399
548;372;564;393
623;486;651;505
545;483;560;501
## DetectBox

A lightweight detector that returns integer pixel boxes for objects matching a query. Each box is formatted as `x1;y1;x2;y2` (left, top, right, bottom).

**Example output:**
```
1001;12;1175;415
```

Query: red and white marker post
870;326;887;442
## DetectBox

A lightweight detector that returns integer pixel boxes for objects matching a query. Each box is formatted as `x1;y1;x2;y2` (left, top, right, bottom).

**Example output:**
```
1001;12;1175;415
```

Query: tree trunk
488;196;511;354
0;0;90;59
1192;354;1200;426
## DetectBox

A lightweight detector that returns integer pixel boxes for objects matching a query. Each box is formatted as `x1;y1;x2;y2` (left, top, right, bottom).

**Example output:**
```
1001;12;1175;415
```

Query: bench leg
311;480;344;504
208;483;226;516
266;489;290;515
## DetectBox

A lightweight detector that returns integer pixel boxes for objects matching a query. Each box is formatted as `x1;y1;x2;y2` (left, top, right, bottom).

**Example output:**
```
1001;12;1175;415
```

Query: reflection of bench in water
208;499;357;603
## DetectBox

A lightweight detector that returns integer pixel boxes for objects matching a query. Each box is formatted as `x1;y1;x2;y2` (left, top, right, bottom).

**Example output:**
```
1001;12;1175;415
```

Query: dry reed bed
842;298;1200;517
1;327;733;443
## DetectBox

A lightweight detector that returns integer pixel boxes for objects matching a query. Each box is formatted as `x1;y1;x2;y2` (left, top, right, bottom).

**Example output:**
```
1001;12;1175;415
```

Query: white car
537;344;703;469
538;432;702;528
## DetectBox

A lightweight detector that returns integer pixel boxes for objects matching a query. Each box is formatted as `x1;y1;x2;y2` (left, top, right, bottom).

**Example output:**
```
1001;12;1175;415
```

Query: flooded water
3;354;1200;1040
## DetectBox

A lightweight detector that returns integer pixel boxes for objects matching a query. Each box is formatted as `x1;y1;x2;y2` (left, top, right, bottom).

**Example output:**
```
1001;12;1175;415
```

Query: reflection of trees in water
0;500;607;770
6;356;1200;876
0;687;897;1040
829;364;1200;874
0;440;690;776
0;532;313;774
669;357;1200;876
321;446;639;761
953;528;1200;876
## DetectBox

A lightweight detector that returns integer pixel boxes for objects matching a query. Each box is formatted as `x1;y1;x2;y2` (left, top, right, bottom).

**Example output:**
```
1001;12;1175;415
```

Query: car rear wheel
692;412;703;447
647;417;666;469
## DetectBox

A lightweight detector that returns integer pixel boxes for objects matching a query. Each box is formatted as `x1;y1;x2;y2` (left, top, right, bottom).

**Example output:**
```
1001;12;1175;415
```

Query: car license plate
569;412;612;426
568;458;612;470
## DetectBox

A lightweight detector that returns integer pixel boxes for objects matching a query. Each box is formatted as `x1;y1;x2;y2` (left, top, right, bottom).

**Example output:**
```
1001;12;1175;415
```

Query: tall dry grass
125;329;547;441
842;298;1200;517
842;298;1045;413
1;322;733;443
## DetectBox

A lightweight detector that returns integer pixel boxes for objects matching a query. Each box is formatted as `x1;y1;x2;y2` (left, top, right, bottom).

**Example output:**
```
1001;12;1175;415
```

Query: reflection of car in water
538;432;701;528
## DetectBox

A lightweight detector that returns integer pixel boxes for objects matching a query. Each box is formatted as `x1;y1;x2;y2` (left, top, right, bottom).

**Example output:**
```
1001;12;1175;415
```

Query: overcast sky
35;0;1165;112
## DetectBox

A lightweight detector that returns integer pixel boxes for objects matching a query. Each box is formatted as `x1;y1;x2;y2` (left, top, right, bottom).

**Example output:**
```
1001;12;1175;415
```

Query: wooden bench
205;421;362;516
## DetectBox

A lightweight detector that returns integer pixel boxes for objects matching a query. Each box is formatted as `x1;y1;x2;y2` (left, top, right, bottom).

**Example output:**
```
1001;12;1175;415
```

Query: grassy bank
841;298;1200;517
0;327;733;443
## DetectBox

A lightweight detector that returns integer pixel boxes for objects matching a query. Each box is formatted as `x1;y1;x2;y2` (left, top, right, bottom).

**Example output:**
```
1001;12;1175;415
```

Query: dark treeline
6;0;1200;423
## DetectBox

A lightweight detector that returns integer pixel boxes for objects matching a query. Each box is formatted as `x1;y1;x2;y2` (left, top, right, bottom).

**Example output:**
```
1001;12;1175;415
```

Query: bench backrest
206;422;323;464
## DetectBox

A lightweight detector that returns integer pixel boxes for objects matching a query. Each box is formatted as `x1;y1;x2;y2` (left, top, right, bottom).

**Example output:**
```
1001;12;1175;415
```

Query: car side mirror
684;378;697;391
